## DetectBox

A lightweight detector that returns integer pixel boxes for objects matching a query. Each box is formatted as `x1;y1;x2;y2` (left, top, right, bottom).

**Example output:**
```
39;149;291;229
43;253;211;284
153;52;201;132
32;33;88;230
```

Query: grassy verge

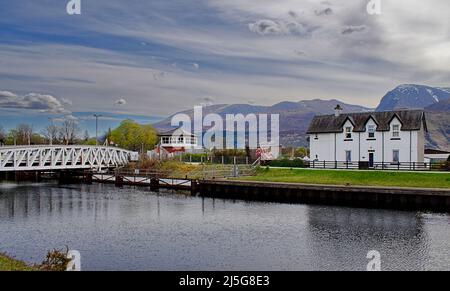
0;253;35;271
0;248;71;271
240;168;450;189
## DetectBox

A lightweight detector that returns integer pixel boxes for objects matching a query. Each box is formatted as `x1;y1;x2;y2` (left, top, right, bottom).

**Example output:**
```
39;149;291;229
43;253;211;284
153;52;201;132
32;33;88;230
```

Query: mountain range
154;84;450;150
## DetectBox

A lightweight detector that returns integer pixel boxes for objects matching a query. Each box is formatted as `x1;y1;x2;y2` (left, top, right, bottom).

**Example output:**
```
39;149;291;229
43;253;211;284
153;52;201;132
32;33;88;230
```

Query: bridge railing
0;145;133;172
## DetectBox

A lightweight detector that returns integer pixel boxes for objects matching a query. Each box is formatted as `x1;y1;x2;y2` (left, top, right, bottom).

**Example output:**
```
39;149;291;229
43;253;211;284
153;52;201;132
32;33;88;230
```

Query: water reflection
306;207;429;270
1;182;449;270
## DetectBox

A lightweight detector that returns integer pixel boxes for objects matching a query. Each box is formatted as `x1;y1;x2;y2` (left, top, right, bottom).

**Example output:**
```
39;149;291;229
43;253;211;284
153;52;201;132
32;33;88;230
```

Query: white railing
0;145;132;172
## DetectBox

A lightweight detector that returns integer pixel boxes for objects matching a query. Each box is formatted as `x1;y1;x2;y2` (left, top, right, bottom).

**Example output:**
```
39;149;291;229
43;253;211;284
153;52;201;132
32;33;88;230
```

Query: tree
83;130;90;142
59;119;79;145
42;124;59;145
16;124;33;145
110;120;157;152
295;147;310;158
0;125;5;146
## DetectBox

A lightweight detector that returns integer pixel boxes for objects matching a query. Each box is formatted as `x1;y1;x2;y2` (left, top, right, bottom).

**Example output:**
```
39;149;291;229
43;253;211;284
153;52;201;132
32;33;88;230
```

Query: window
368;125;375;138
345;127;352;139
393;150;400;163
345;150;352;162
178;137;184;144
314;134;318;140
162;137;170;144
392;124;400;138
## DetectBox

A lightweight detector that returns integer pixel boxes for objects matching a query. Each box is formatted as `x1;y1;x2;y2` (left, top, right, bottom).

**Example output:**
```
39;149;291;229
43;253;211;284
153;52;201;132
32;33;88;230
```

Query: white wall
309;116;424;166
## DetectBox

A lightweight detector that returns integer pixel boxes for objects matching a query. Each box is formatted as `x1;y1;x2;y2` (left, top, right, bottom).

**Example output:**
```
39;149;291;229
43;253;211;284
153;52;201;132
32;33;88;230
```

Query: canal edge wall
197;180;450;211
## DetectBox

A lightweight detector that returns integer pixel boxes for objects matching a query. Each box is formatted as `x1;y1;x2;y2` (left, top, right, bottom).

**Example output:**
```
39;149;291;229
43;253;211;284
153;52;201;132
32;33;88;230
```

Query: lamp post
93;114;102;146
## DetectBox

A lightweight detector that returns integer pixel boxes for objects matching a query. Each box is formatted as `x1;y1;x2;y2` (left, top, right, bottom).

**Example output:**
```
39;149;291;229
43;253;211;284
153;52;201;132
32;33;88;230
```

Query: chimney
334;104;343;117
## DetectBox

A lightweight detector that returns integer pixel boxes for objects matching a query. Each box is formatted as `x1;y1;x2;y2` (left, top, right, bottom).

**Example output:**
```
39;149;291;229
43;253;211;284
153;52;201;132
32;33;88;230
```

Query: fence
309;160;450;171
108;164;257;180
179;155;257;165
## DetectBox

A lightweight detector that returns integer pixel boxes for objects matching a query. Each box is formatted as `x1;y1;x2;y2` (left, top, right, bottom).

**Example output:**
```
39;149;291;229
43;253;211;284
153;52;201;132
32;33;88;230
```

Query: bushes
37;248;72;271
181;153;207;163
265;159;305;168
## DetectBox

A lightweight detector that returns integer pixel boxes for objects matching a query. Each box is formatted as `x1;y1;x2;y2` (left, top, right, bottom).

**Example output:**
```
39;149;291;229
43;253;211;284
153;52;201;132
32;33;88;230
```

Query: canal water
1;182;450;271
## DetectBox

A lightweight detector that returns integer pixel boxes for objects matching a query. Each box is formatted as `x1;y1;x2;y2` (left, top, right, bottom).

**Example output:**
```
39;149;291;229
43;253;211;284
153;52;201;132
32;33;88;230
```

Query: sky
0;0;449;124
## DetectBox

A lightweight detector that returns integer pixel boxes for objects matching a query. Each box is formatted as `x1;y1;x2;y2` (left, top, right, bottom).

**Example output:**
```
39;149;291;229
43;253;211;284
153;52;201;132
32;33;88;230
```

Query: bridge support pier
0;171;8;181
58;171;83;184
12;171;42;183
83;172;93;184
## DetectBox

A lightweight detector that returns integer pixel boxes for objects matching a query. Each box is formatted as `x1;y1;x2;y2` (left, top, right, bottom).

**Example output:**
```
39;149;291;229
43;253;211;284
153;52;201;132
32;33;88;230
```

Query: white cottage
307;105;427;169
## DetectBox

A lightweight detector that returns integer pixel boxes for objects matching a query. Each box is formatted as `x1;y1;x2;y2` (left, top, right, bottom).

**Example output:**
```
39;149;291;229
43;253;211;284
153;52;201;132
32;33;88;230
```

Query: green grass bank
0;253;35;271
240;168;450;189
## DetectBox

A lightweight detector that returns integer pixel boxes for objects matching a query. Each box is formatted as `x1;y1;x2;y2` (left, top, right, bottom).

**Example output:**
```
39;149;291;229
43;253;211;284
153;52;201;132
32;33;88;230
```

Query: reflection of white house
424;149;450;163
307;105;427;168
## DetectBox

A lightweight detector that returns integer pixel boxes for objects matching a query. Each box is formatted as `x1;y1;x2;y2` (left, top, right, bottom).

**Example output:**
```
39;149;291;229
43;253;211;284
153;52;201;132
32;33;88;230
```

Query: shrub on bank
265;159;305;168
37;248;72;271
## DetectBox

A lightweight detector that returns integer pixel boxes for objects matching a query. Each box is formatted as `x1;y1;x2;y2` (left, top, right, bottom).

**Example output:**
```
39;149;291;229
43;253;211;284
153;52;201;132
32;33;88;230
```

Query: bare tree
0;125;5;146
16;124;33;145
83;130;90;142
59;119;79;145
42;124;59;145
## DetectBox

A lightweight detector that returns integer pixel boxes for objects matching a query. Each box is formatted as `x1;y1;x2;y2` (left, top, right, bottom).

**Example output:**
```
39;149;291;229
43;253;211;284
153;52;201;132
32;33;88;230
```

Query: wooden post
84;172;93;184
150;178;159;191
191;180;198;194
115;175;124;187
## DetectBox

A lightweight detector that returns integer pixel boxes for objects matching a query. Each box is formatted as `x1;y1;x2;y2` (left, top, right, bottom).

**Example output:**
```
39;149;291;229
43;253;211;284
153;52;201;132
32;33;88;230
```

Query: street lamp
93;114;102;146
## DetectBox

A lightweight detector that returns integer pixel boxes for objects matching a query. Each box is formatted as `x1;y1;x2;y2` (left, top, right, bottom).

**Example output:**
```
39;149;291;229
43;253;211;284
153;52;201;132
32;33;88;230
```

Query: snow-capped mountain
376;84;450;111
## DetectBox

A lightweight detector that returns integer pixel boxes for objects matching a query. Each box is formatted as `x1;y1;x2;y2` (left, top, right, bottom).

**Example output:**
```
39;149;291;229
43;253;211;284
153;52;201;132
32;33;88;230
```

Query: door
369;153;374;168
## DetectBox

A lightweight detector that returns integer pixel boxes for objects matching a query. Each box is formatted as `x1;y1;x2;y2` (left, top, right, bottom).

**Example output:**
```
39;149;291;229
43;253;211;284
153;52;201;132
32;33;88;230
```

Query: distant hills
154;100;371;147
154;84;450;150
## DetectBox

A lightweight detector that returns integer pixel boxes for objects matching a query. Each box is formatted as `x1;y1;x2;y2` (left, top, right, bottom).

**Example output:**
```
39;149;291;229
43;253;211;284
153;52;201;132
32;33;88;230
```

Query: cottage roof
307;110;427;134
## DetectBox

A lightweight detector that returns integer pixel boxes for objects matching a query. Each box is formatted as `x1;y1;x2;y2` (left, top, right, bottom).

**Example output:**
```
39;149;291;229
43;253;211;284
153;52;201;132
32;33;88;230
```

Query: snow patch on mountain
376;84;450;111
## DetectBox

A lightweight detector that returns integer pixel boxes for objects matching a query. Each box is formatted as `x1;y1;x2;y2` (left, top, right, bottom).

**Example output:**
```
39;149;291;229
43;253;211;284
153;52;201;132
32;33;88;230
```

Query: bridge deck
0;145;134;172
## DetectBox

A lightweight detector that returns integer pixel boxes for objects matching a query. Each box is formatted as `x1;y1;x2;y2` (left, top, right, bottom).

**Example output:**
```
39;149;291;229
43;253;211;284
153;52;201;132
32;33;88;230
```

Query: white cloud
114;98;127;105
248;19;310;35
0;90;70;113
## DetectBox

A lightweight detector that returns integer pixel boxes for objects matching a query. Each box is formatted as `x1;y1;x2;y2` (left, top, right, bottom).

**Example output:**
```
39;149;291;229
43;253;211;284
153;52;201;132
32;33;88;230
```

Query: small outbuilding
424;148;450;163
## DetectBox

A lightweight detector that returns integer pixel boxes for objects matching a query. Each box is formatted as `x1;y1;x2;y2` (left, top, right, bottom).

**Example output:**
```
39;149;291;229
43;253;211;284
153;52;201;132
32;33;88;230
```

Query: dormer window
392;124;400;138
345;127;352;139
368;125;375;138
